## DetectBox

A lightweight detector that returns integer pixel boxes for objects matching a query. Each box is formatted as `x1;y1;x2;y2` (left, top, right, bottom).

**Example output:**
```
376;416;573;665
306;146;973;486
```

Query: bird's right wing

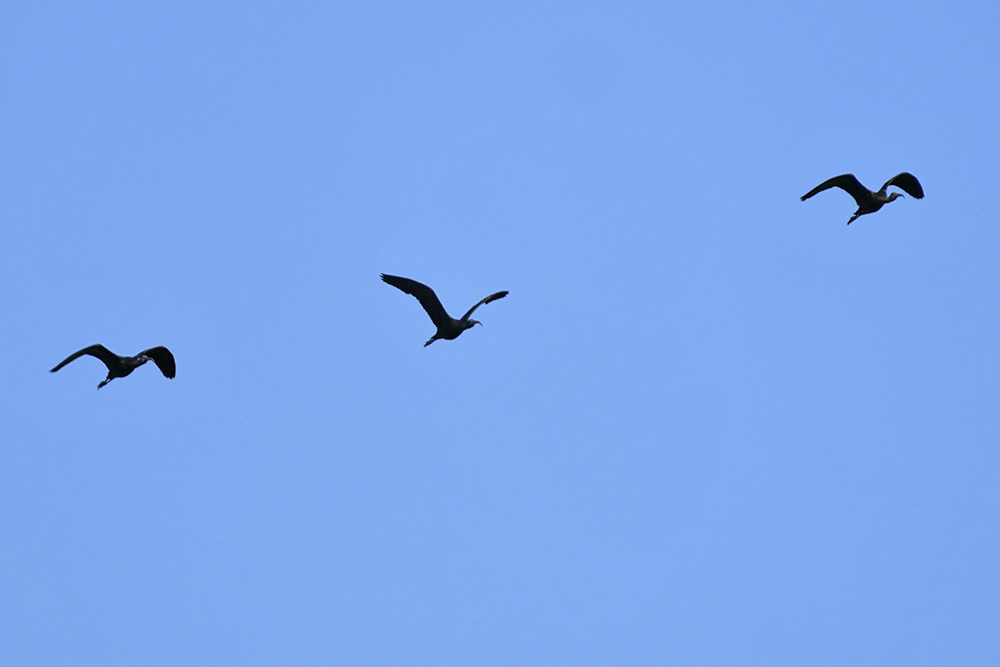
800;174;868;204
140;346;176;379
883;172;924;199
49;344;117;373
461;291;509;322
381;274;451;328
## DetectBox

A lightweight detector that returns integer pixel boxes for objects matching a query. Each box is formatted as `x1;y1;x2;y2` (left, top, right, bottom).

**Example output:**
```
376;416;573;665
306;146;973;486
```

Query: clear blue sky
2;0;998;664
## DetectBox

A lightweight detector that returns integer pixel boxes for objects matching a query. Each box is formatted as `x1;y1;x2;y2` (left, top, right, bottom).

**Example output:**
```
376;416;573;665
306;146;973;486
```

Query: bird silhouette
50;344;176;389
801;172;924;224
381;274;508;346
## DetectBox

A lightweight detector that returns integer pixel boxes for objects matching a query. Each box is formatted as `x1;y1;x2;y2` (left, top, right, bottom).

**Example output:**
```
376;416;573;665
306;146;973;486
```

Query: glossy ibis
50;344;176;389
801;172;924;224
381;274;508;346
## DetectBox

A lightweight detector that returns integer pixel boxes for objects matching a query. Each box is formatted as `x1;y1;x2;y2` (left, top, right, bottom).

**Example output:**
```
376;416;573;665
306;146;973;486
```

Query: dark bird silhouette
801;172;924;224
381;274;508;346
50;344;176;389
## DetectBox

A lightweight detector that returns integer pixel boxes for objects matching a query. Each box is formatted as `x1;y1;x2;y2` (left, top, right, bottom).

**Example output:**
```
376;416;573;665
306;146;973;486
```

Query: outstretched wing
50;344;120;374
800;174;870;205
882;172;924;199
140;346;176;379
461;291;509;322
381;274;451;328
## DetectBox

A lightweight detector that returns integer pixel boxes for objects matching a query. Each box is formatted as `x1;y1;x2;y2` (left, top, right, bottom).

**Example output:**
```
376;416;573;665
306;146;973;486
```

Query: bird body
381;274;508;346
801;172;924;224
50;344;176;389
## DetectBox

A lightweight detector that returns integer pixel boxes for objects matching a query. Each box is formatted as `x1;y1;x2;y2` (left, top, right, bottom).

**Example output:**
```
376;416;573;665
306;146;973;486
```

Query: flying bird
381;274;508;346
50;344;176;389
801;172;924;224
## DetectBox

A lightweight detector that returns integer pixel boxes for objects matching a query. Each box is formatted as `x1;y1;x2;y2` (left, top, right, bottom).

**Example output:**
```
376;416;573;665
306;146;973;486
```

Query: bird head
466;319;483;330
887;192;904;202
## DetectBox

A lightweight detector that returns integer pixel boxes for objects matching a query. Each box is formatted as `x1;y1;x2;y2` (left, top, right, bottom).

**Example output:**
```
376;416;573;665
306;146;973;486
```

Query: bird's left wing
381;274;452;329
800;174;867;203
50;344;117;373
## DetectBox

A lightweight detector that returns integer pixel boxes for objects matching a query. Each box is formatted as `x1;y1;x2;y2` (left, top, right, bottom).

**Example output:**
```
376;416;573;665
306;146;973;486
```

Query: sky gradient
2;0;999;664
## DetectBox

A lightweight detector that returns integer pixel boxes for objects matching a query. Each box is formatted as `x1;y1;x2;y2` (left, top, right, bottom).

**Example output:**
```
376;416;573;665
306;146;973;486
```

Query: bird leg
98;377;112;389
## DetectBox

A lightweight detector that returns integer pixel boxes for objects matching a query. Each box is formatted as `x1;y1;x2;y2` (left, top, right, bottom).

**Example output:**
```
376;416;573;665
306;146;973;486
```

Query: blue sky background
2;0;999;664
